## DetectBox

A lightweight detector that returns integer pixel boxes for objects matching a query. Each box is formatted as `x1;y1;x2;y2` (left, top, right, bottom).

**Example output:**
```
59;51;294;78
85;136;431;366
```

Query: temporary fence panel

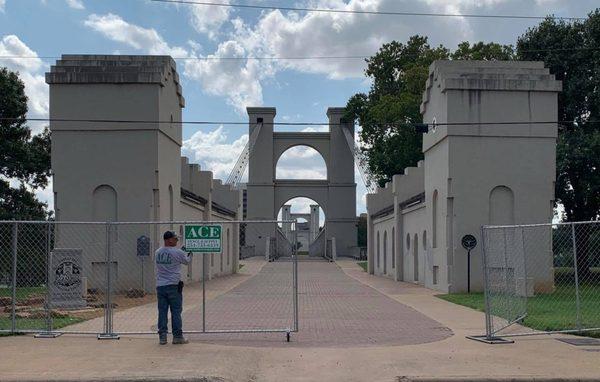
0;220;298;340
476;221;600;342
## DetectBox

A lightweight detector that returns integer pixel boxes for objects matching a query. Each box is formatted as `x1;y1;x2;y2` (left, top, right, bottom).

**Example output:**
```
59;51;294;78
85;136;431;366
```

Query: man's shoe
172;336;189;345
159;336;167;345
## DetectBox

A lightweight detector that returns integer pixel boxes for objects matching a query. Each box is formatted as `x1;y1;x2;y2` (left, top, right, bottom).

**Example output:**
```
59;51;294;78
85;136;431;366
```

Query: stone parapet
421;60;562;113
46;55;184;107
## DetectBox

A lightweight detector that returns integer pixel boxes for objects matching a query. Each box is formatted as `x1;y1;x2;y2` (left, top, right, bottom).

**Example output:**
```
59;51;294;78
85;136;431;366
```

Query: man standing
155;230;191;345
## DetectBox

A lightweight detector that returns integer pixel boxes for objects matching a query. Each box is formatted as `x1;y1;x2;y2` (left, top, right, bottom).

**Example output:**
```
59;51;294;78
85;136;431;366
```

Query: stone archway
245;107;357;257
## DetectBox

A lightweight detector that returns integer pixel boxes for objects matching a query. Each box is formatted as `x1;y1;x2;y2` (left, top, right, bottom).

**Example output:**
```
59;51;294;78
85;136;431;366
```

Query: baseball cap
163;231;179;240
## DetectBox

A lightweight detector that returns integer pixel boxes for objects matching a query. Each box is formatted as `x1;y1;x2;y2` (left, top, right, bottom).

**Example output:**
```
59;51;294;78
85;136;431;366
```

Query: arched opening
277;197;326;254
93;185;117;221
276;145;327;180
383;230;388;274
93;185;117;243
377;231;380;269
392;227;396;269
413;233;419;282
489;186;515;225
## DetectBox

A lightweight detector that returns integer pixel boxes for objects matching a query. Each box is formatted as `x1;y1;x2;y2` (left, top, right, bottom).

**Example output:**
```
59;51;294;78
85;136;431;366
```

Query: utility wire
1;117;595;127
1;47;599;62
149;0;585;21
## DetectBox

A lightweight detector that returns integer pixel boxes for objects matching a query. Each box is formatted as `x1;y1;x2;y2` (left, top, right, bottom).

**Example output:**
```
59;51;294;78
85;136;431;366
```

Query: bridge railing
309;228;326;258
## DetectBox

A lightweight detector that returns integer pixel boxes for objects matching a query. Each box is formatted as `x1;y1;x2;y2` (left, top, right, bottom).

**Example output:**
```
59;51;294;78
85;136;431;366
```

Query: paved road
186;260;452;347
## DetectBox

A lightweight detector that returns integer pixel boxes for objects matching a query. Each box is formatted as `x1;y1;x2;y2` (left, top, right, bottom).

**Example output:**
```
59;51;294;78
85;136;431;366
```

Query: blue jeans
157;284;183;337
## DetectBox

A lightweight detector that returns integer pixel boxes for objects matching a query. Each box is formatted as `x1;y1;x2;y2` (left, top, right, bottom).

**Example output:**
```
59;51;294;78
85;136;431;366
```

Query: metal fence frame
0;220;299;342
470;221;600;344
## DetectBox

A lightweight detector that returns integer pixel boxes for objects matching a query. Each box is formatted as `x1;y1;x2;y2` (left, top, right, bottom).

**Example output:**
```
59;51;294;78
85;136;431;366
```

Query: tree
518;10;600;279
345;36;514;187
0;67;51;220
451;41;515;60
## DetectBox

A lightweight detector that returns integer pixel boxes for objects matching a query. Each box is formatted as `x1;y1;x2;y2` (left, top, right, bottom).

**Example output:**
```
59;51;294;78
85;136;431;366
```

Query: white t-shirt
155;246;191;287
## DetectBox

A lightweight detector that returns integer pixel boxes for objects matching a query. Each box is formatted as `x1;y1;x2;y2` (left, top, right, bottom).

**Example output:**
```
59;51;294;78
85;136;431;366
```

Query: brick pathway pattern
187;261;453;347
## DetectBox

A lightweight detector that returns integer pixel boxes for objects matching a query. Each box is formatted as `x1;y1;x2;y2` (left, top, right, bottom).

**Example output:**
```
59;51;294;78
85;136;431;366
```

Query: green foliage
346;36;513;187
517;11;600;222
451;41;515;60
357;261;368;272
438;277;600;338
0;67;51;220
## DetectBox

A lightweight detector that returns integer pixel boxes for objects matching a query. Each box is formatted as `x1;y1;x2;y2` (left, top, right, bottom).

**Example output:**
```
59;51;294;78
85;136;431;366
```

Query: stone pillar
309;205;320;242
326;108;357;257
46;55;185;292
420;60;561;292
281;204;292;241
246;107;277;256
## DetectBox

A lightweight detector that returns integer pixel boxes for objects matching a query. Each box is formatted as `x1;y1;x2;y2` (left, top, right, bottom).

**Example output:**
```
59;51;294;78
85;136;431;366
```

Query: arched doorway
383;231;388;275
278;197;326;256
413;233;419;282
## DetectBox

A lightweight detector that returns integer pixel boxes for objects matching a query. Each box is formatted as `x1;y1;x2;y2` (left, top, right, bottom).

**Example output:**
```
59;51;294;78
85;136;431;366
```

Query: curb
398;378;600;382
1;378;230;382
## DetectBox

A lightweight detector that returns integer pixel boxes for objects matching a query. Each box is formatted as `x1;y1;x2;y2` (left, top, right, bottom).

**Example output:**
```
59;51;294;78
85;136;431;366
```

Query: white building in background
46;55;241;291
367;60;561;293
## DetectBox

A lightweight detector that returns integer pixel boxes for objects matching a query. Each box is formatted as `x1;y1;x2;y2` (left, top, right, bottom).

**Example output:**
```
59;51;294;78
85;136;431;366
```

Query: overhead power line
148;0;585;21
1;47;599;63
1;117;596;127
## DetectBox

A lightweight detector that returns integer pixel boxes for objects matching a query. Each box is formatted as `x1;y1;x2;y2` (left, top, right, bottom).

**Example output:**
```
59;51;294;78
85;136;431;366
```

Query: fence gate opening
468;221;600;344
0;220;298;342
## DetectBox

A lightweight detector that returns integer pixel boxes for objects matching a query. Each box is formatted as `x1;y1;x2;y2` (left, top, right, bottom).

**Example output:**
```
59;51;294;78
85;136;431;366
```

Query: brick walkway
186;260;453;347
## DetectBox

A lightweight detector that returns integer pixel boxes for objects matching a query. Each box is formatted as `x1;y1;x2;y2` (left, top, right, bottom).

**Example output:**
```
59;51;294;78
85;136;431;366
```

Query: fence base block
97;333;120;340
34;332;63;338
466;335;514;344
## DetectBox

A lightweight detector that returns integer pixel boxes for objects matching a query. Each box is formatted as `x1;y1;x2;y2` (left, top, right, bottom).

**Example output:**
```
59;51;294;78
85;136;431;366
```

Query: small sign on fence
184;225;222;253
50;248;86;309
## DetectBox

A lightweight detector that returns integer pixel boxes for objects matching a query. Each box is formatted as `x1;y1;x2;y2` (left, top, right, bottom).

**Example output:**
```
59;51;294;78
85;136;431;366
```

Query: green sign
184;225;222;253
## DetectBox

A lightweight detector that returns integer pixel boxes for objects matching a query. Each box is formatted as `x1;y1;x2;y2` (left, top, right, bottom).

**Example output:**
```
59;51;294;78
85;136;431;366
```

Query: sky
0;0;597;218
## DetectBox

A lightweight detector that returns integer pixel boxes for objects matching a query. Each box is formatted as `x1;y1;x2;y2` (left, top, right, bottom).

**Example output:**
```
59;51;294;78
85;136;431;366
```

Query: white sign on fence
184;225;222;253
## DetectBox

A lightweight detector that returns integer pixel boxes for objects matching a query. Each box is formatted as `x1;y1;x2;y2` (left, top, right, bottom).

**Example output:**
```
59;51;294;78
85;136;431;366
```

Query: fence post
35;222;61;338
46;222;52;333
520;227;529;311
99;222;119;340
202;252;206;333
502;228;512;327
293;228;299;333
480;226;493;340
11;222;18;334
571;223;582;331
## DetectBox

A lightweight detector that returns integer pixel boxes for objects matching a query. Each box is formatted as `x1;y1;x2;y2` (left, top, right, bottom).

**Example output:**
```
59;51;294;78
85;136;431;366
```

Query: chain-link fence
476;221;600;342
0;220;298;340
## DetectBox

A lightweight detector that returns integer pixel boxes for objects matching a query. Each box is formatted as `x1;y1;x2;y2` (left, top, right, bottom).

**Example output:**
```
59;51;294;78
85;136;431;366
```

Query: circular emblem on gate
461;235;477;251
53;257;82;291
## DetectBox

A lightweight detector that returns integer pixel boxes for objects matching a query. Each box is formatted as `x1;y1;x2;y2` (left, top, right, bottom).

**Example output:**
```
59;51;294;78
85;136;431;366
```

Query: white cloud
182;126;248;181
189;2;231;39
65;0;84;9
84;13;188;57
0;0;5;13
0;35;49;127
183;40;266;114
175;0;595;112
